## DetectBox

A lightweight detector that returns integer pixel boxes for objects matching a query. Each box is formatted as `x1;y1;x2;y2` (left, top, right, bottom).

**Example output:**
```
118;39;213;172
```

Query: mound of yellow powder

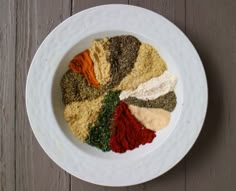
89;38;111;86
128;105;171;131
64;96;104;142
115;43;167;91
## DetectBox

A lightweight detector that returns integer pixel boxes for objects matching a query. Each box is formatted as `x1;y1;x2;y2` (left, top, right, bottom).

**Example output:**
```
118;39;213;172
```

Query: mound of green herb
61;70;106;104
86;91;121;151
123;91;177;112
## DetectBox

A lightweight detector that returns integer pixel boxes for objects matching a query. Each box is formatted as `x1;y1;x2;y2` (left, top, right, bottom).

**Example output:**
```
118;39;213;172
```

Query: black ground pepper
123;91;177;112
107;35;141;88
60;70;106;104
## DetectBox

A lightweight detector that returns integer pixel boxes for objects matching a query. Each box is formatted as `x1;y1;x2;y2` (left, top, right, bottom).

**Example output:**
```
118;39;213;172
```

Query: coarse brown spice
123;91;177;112
107;35;141;88
60;70;106;104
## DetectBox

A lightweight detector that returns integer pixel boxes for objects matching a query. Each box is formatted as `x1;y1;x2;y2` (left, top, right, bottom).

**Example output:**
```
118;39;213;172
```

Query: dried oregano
86;91;121;151
107;35;141;88
123;91;177;112
60;70;106;104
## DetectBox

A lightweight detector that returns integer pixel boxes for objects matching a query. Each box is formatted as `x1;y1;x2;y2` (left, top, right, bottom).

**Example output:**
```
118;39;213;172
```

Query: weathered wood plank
15;0;71;191
129;1;186;190
0;0;16;191
72;0;128;13
129;0;185;31
186;0;236;191
139;160;185;191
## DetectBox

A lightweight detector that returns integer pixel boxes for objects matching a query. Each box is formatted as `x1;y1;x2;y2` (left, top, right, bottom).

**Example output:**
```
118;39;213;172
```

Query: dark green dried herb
107;35;141;88
60;70;106;104
86;91;121;151
123;91;177;112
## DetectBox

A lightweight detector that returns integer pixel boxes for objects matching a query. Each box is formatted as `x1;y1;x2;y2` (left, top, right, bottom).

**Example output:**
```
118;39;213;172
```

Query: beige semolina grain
64;96;104;142
89;38;111;86
128;105;171;132
115;43;167;91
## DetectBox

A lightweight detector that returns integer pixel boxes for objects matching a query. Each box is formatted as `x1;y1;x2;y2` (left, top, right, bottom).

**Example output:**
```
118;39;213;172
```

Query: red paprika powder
110;101;156;153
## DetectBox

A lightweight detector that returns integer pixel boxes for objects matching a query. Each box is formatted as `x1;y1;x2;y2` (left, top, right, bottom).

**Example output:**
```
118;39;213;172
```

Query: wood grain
15;0;71;191
72;0;129;14
0;0;16;191
129;0;185;31
0;0;235;191
185;0;236;190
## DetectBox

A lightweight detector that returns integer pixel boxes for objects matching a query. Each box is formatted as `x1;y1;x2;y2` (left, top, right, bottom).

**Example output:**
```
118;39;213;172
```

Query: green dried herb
86;91;121;151
123;91;177;112
107;35;141;88
60;70;106;104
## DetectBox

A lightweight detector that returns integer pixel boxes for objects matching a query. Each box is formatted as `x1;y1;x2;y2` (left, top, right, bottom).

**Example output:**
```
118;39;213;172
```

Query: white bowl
26;4;208;186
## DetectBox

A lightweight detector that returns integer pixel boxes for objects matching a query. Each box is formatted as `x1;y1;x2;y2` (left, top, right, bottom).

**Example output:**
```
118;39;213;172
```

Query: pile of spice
89;38;111;86
123;91;177;112
60;35;178;153
107;35;141;88
64;96;104;142
86;91;121;151
69;49;99;88
114;43;167;91
110;102;156;153
61;70;105;104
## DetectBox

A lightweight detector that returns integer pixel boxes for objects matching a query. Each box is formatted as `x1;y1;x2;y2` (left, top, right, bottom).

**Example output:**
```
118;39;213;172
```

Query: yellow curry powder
64;96;104;142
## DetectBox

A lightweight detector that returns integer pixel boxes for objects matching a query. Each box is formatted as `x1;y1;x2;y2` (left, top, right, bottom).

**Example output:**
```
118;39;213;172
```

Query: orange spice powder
69;50;100;88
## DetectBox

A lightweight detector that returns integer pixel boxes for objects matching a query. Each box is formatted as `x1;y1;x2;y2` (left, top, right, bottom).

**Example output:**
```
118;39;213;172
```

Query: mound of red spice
110;101;156;153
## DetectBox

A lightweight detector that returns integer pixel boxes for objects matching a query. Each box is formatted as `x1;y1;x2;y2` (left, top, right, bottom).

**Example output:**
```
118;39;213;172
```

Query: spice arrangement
61;35;177;153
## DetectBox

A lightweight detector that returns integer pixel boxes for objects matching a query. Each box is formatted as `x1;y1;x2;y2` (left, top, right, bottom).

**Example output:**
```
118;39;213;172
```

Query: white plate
26;5;208;186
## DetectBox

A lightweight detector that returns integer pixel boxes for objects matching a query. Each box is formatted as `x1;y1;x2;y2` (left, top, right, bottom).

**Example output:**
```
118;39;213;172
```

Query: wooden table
1;0;236;190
